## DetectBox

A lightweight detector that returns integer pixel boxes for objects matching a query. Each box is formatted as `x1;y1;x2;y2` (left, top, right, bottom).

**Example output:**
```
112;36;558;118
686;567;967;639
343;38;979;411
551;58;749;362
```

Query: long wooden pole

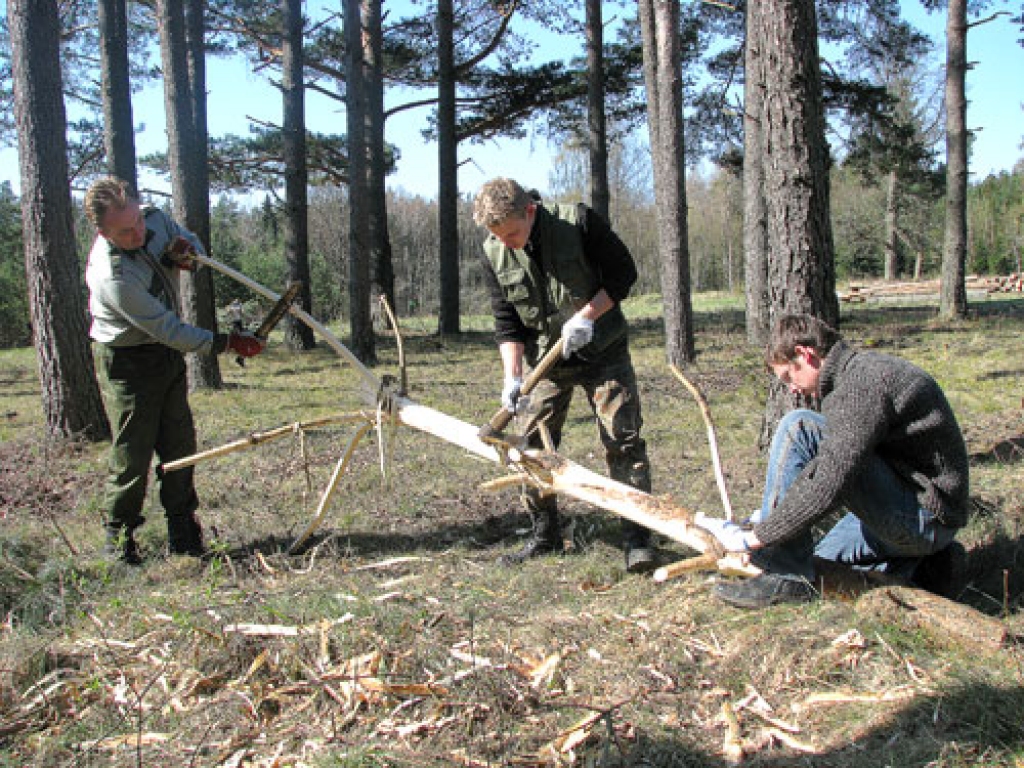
186;254;746;569
670;365;734;521
158;414;364;474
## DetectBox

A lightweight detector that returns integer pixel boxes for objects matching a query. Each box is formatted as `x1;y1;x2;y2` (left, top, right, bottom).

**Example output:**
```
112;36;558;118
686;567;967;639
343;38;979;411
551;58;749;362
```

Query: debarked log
855;586;1014;650
395;395;756;573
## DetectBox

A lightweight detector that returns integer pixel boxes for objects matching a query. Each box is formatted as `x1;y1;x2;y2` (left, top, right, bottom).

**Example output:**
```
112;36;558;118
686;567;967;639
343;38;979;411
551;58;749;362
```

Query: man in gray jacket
85;177;264;564
697;313;970;608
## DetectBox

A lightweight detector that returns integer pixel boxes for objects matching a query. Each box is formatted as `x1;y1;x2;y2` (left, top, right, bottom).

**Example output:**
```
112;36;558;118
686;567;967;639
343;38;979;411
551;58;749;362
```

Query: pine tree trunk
364;0;396;321
757;0;837;445
638;0;694;365
98;0;137;189
436;0;460;336
884;168;899;281
157;0;222;389
940;0;969;319
9;0;110;441
183;0;221;387
282;0;316;350
344;0;376;362
743;0;769;347
760;0;837;328
585;0;609;221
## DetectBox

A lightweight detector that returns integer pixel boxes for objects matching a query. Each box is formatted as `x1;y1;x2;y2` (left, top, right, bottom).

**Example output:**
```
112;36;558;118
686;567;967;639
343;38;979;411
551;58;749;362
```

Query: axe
236;281;303;366
478;337;565;443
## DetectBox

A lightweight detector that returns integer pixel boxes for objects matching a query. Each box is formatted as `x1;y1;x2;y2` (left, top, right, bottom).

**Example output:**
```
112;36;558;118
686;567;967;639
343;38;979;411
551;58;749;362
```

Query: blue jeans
752;410;957;581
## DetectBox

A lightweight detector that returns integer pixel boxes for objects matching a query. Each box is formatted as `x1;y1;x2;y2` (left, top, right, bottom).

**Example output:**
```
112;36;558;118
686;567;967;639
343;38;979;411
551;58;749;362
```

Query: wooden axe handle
236;281;303;366
255;281;303;339
481;337;565;438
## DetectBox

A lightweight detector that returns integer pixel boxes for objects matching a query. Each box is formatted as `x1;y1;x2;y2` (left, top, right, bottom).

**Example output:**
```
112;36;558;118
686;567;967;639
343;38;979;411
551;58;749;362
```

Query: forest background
0;0;1023;351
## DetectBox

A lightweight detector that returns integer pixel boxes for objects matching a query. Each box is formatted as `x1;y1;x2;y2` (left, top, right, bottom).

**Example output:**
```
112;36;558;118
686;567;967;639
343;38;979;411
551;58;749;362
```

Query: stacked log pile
840;274;1023;302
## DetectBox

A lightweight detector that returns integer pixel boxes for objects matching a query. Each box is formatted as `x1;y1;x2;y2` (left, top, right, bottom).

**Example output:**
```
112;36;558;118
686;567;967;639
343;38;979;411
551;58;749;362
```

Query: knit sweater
753;341;970;546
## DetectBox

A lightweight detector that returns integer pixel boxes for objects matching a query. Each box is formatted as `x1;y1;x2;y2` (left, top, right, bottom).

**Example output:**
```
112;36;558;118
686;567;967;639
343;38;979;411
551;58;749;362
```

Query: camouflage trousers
517;339;651;543
94;343;200;532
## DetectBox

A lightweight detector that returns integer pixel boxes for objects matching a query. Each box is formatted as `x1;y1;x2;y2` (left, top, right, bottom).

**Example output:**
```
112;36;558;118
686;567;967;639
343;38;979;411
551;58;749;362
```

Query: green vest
483;203;627;363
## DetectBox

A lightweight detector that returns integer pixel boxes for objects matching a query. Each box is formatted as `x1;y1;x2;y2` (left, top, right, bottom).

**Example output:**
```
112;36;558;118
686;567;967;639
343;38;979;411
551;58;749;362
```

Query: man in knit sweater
697;313;970;608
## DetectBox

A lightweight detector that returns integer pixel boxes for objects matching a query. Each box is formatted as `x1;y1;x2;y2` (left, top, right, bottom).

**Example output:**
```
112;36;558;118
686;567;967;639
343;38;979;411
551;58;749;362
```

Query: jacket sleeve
147;207;207;258
99;269;217;353
579;204;637;303
753;374;892;545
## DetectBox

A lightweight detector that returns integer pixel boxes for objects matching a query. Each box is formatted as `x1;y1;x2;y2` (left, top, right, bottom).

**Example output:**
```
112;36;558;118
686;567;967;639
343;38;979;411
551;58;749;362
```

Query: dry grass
1;294;1023;767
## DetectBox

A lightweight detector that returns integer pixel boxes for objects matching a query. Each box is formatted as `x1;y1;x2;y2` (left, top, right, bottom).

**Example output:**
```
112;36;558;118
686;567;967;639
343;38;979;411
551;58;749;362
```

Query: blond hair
472;178;533;228
84;177;136;229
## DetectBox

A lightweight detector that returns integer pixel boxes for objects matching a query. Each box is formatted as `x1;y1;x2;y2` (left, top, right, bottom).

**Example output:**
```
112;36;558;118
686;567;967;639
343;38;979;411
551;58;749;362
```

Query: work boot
911;541;966;599
167;513;205;557
499;508;561;566
713;573;817;610
104;525;143;566
622;521;656;574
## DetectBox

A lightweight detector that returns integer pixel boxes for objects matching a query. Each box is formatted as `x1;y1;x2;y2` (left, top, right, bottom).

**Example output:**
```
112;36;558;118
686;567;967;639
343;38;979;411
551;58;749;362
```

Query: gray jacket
754;340;970;546
86;208;216;353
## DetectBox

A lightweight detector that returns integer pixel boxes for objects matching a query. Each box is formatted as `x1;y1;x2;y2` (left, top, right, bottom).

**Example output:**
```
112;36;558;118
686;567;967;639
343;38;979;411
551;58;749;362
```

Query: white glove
501;376;525;413
561;313;595;358
695;514;755;552
743;507;768;525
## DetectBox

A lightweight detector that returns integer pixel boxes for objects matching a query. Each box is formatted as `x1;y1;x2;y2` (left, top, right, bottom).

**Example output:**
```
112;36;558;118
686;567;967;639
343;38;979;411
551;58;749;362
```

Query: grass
1;292;1023;767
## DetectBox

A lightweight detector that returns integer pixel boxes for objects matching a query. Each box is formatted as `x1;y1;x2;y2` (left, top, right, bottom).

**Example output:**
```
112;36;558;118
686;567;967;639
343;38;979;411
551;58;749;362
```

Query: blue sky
1;1;1021;201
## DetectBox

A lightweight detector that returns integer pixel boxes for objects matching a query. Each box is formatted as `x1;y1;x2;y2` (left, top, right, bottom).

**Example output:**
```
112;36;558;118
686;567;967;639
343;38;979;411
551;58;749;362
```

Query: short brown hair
472;178;533;228
766;313;841;365
84;177;136;229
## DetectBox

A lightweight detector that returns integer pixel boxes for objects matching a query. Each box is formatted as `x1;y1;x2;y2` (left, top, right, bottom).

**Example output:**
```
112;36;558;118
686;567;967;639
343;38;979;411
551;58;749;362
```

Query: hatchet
477;336;565;444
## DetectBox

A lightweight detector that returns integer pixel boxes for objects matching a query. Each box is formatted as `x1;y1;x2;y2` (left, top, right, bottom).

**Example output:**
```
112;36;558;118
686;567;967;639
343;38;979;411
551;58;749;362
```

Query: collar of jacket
817;339;854;399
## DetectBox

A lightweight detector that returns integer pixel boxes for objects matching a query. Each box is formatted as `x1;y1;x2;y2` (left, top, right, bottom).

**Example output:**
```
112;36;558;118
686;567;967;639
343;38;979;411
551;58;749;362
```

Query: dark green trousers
95;343;199;531
518;338;652;545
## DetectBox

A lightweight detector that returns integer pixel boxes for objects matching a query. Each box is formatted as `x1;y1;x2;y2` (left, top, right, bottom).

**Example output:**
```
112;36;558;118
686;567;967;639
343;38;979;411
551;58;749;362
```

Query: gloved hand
743;507;768;526
561;312;595;358
162;236;197;271
226;330;265;358
501;376;526;413
694;513;755;552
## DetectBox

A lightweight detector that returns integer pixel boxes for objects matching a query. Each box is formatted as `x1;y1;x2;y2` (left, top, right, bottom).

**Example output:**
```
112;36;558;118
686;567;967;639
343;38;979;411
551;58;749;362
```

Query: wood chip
223;614;353;637
793;686;917;713
721;700;745;764
351;555;428;572
76;732;170;750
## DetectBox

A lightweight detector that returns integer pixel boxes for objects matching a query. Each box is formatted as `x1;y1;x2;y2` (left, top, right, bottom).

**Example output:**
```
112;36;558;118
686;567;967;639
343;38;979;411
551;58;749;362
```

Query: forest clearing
2;292;1022;767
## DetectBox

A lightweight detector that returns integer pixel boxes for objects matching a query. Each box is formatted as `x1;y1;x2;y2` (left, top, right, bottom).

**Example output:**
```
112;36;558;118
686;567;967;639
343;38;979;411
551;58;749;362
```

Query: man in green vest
472;178;655;573
85;177;265;565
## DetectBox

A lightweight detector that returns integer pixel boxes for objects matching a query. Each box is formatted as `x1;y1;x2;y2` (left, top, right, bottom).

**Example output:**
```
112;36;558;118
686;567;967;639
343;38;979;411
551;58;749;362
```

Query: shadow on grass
960;531;1024;615
227;507;533;562
626;681;1024;767
970;435;1024;465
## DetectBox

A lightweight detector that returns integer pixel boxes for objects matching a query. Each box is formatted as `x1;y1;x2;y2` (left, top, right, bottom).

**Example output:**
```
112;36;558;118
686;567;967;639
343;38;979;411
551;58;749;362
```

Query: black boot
104;523;143;566
911;541;966;598
499;505;561;566
167;513;205;557
622;520;656;574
